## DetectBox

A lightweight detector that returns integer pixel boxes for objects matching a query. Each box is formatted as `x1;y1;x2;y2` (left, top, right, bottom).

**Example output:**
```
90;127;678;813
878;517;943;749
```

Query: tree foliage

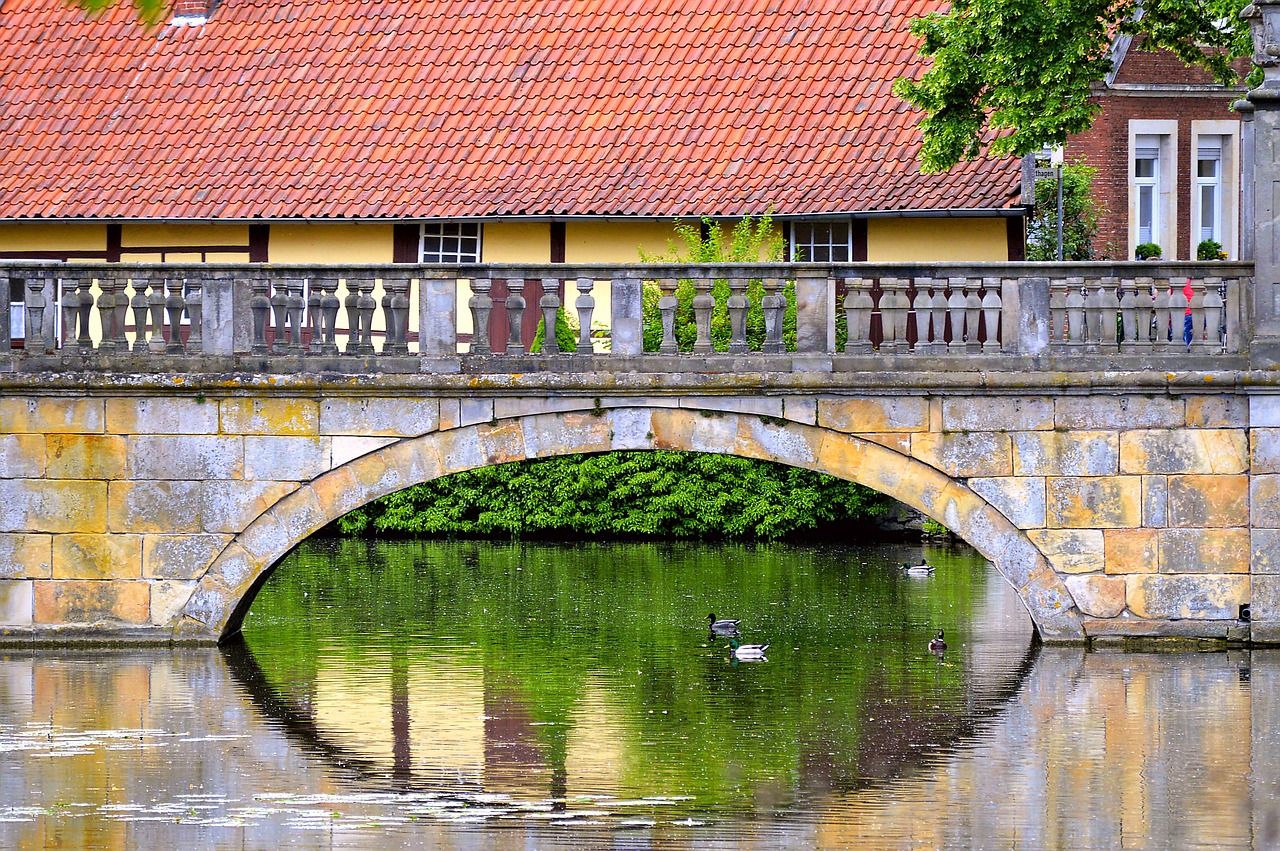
1026;164;1103;261
894;0;1252;172
335;450;894;540
74;0;169;25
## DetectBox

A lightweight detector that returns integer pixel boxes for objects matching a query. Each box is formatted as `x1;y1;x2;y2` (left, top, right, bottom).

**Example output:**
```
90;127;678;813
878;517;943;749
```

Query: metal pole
1056;165;1064;261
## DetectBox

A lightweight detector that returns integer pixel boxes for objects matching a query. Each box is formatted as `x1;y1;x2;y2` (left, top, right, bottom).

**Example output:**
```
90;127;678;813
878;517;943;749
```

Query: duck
928;629;947;654
902;561;935;577
708;613;741;635
729;638;769;660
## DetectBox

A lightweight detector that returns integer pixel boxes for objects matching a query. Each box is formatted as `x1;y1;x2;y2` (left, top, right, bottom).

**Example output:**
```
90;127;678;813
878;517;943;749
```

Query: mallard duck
729;638;769;660
708;613;741;635
902;562;935;577
928;629;947;654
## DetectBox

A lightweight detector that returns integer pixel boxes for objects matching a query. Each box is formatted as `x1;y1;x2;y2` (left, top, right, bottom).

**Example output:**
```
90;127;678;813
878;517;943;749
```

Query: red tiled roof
0;0;1021;221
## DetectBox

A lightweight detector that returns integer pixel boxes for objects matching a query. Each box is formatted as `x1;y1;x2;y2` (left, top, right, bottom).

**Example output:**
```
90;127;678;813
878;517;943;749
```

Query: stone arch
178;407;1084;643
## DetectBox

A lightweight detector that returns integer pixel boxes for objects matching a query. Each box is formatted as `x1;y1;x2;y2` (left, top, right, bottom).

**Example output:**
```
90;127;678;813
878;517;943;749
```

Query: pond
0;539;1276;849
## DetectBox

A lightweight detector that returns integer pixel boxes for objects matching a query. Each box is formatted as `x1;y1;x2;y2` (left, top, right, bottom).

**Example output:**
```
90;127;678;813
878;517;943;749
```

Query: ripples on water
1;539;1278;849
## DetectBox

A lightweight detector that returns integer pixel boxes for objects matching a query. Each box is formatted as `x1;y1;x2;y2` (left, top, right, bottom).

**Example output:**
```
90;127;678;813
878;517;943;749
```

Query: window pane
1198;158;1219;179
1138;186;1154;244
1201;185;1217;241
1135;158;1156;179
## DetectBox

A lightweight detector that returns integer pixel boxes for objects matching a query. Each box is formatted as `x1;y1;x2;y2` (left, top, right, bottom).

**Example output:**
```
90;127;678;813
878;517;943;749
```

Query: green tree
75;0;168;24
893;0;1252;172
1026;164;1102;261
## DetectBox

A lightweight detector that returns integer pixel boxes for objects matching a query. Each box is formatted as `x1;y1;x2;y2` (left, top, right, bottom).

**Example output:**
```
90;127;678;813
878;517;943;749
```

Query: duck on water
708;613;741;635
902;562;935;577
729;638;769;660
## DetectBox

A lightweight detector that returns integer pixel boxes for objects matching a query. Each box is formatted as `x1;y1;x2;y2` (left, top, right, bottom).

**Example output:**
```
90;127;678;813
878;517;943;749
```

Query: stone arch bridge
1;258;1279;645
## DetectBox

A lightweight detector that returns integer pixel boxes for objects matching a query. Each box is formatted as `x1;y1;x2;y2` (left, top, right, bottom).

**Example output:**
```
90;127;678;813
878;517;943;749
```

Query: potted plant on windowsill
1135;242;1162;261
1197;239;1227;260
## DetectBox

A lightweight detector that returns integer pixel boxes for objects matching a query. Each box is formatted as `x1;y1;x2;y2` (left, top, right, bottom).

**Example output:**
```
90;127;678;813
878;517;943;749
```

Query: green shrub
1197;239;1225;261
1135;242;1162;260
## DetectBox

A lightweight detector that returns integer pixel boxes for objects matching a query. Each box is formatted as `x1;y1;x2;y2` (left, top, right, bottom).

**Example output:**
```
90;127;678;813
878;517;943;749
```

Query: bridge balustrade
0;261;1252;368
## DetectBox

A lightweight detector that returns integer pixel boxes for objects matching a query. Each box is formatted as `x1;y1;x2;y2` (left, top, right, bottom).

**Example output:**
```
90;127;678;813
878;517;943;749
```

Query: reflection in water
0;540;1276;848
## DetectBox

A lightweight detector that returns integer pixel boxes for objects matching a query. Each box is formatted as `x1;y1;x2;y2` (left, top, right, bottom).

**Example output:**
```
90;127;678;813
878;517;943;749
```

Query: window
1196;139;1223;245
9;277;24;342
1134;137;1160;246
420;222;481;263
792;220;851;262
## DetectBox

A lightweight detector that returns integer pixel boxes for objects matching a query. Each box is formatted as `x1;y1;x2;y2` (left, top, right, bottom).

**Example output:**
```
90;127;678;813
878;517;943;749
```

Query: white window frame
791;219;852;262
9;277;23;341
1190;121;1240;260
1128;121;1177;259
419;222;482;263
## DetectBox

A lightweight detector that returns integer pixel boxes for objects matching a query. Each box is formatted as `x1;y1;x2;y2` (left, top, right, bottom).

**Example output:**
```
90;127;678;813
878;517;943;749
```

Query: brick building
1066;36;1248;260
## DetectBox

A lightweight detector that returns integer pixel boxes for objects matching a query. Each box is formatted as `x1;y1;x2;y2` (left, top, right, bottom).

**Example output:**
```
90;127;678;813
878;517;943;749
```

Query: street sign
1034;167;1059;180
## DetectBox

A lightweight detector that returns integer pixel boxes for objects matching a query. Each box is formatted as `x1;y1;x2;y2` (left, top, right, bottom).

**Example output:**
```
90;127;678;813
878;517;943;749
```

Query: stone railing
0;260;1253;370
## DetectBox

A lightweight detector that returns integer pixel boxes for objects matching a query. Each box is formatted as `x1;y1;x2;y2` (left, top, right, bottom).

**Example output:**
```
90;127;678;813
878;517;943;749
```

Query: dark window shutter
852;218;868;262
393;224;420;263
248;224;270;262
550;222;566;263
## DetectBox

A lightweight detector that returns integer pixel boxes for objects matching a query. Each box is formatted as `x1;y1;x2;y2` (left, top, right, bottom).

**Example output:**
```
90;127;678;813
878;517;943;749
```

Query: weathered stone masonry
0;370;1277;645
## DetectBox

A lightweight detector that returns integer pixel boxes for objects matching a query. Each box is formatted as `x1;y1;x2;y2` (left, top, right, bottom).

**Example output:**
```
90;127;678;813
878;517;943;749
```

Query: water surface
1;539;1276;849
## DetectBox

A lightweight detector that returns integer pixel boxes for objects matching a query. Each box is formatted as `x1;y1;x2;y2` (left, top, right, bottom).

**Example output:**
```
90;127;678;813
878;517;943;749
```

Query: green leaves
338;451;894;541
1026;164;1103;260
896;0;1251;172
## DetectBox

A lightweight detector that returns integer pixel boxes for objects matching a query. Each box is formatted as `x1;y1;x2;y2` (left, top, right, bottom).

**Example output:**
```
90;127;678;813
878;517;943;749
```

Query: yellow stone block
1167;475;1248;528
0;434;46;478
475;419;527;466
1118;429;1248;475
45;434;127;480
910;432;1012;477
0;480;107;533
1125;574;1248;619
151;581;196;627
0;533;53;579
817;397;929;433
34;580;150;625
105;397;219;434
1028;529;1105;573
1046;477;1142;528
0;397;105;434
1011;430;1118;476
53;534;143;579
219;398;319;436
650;408;695;451
855;433;911;454
521;412;611;459
736;417;822;468
1104;529;1159;574
814;431;870;483
1184;396;1247;428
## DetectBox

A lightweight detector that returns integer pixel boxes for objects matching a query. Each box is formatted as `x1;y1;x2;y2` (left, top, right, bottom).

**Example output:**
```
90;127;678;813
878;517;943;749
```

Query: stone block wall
0;380;1272;644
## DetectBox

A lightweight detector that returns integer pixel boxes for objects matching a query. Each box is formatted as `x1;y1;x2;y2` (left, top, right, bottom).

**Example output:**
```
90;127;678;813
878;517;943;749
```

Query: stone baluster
539;277;563;355
250;275;272;356
165;279;186;354
879;278;908;353
307;277;324;355
1119;279;1138;348
1134;278;1155;348
285;278;305;355
1049;278;1067;345
269;278;289;355
1171;280;1190;349
1188;278;1206;349
468;277;494;355
147;276;166;354
387;275;411;355
342;279;361;355
1100;277;1120;349
59;276;82;351
911;280;931;353
946;281;966;353
77;276;94;349
981;277;1002;353
842;277;873;353
691;273;714;353
355;278;377;355
25;276;47;355
927;280;947;354
317;278;341;356
574;276;596;354
111;275;130;352
1202;277;1224;351
503;277;526;356
963;279;982;353
658;277;680;354
96;275;120;352
1064;277;1085;350
726;274;750;353
130;276;152;354
185;279;203;354
1153;283;1173;347
1083;279;1102;352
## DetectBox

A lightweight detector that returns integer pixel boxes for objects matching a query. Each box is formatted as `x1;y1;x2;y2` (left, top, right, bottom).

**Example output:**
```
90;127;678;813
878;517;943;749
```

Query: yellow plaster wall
483;222;549;263
565;220;679;263
0;223;106;253
120;223;250;248
867;217;1010;262
269;223;395;264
